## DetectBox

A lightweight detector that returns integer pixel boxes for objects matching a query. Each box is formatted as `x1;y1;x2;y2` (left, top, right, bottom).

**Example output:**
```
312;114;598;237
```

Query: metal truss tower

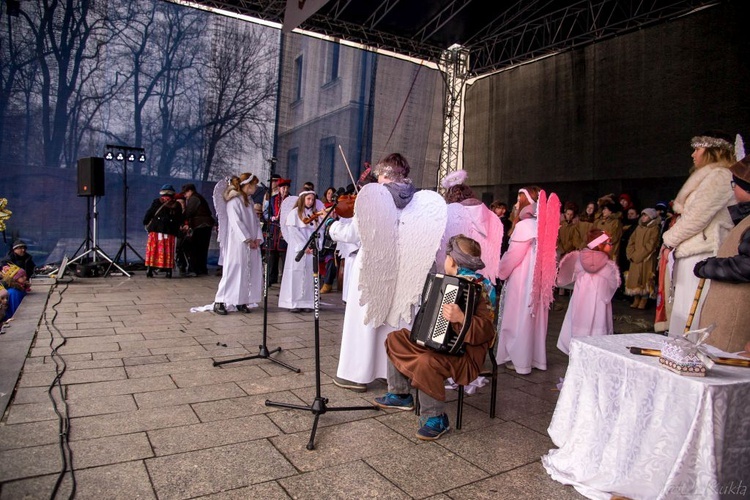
437;44;470;191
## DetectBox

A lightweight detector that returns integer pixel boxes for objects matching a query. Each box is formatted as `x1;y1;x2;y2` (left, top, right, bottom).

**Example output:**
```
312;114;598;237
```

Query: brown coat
700;216;750;353
625;219;660;296
385;291;496;401
594;214;623;260
558;219;582;255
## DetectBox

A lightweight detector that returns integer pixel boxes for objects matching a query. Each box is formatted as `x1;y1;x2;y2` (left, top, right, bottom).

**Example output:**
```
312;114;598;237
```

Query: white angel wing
468;204;504;282
357;184;399;327
436;203;473;273
279;195;298;244
213;178;229;244
388;190;447;326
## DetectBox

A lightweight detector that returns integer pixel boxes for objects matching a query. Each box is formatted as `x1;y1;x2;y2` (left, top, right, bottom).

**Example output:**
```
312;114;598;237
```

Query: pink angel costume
556;248;620;355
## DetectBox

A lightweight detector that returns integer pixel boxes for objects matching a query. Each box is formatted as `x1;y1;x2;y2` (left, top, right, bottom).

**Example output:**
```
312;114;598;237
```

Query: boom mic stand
213;158;299;373
266;202;377;450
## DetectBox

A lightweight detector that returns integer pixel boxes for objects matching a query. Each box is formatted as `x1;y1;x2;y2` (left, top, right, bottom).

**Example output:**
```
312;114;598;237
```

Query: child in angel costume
556;229;620;355
496;186;560;374
212;173;264;315
278;191;324;313
436;170;504;283
374;235;497;440
328;153;447;392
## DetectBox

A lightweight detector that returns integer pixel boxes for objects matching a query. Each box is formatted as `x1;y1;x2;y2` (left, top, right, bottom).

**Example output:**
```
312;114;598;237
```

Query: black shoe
289;308;302;313
213;302;228;315
165;270;172;279
301;308;313;313
236;304;251;313
146;267;154;278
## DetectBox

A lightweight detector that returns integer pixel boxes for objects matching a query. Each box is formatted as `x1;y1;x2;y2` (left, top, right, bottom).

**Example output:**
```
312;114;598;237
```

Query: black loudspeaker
77;157;105;197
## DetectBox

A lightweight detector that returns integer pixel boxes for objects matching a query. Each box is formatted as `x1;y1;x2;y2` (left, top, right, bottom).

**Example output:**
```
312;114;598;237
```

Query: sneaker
374;392;414;410
416;414;450;441
333;376;367;393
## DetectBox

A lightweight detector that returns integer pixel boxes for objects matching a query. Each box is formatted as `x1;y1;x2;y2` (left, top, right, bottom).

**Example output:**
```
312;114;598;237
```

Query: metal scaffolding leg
437;44;470;192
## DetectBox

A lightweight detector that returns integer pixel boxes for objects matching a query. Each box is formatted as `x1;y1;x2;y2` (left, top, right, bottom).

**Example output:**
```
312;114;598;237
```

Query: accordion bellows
659;338;707;377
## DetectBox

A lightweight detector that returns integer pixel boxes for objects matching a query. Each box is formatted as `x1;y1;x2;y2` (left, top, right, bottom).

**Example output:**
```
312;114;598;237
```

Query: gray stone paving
0;271;654;499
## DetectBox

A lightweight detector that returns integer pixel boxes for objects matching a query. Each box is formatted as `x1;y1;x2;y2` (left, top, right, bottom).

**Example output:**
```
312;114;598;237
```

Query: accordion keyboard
431;284;459;344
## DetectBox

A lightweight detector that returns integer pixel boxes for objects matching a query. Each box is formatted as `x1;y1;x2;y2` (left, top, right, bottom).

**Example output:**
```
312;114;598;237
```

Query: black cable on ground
43;281;76;500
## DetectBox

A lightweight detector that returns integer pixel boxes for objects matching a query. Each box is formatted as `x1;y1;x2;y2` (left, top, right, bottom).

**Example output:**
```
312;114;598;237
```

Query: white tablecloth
542;333;750;500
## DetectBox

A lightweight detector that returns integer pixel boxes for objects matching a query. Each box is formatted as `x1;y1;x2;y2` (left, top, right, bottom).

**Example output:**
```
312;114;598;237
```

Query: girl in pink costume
556;230;621;355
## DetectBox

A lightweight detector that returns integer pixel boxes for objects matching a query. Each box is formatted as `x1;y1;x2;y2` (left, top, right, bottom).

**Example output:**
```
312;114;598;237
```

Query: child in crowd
1;263;30;320
594;202;623;260
0;287;9;329
374;235;496;441
625;208;661;309
556;230;620;355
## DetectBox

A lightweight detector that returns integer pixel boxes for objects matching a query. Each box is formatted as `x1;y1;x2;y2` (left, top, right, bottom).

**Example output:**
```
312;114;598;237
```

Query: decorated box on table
659;326;715;377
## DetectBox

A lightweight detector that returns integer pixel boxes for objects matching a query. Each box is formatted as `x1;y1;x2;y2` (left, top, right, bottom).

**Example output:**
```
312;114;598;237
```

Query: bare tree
200;19;278;181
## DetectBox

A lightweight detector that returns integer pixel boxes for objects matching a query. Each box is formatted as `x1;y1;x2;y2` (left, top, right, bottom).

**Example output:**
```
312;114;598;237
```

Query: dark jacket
143;198;183;236
694;202;750;283
184;193;215;229
1;250;36;277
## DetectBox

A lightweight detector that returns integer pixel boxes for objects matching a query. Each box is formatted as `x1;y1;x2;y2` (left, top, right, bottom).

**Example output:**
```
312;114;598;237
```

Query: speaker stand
70;196;130;277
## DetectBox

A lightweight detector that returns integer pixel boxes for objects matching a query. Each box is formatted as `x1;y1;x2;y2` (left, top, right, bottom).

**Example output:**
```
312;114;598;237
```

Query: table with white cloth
542;333;750;500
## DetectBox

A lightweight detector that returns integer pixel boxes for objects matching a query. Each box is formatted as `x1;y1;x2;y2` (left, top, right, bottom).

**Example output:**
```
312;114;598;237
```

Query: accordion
410;273;481;355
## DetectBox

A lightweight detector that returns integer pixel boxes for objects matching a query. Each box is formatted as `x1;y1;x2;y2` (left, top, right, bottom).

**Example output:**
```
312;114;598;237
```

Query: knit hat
641;208;658;220
159;184;176;196
618;193;632;207
1;263;26;283
12;239;27;250
730;154;750;192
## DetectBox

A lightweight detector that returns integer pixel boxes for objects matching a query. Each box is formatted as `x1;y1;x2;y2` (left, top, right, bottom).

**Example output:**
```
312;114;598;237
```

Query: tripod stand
106;147;144;275
69;196;130;276
265;203;377;450
213;159;299;373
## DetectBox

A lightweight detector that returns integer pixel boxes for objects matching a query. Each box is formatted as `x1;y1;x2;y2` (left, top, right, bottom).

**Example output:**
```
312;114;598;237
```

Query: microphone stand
266;199;378;450
213;159;299;373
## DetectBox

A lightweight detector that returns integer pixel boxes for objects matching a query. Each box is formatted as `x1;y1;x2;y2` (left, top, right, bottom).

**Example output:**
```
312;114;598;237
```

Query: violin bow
338;145;359;194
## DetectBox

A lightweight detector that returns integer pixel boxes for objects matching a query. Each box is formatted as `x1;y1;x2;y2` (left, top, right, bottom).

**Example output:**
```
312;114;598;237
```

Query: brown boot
630;296;640;308
638;296;648;309
320;283;332;294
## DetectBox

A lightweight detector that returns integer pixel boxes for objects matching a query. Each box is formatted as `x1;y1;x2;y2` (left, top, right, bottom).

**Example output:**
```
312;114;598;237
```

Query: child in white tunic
278;191;320;312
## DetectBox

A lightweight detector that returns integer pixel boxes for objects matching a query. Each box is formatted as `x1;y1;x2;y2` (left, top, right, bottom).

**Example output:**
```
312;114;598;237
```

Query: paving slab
279;460;411;499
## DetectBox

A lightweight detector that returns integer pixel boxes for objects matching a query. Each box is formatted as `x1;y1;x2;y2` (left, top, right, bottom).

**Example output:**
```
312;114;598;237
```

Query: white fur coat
662;162;733;258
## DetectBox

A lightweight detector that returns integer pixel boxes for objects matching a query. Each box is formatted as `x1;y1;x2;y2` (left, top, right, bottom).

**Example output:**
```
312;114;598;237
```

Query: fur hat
602;202;619;214
641;208;658;220
159;184;176;196
12;239;27;250
730;154;750;192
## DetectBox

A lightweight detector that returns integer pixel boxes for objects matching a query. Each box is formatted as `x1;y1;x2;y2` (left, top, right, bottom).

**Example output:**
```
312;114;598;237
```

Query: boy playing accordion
374;235;497;440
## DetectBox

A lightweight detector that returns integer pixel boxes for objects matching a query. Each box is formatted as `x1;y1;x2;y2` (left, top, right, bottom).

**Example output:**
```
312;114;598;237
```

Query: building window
287;148;299;190
326;42;339;83
294;55;303;101
319;137;335;190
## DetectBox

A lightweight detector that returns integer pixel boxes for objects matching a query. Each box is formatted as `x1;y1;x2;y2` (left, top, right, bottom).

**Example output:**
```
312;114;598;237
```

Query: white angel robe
278;208;318;310
214;194;263;306
495;218;548;374
213;179;229;266
333;217;360;301
329;184;447;384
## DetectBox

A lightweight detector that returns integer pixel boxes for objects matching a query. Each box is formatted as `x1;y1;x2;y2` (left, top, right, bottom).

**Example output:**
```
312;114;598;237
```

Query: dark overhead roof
182;0;719;75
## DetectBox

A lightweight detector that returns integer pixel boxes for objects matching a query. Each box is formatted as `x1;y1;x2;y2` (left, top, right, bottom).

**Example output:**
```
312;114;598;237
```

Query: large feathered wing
387;190;447;326
213;178;229;265
357;184;400;326
279;195;298;244
436;203;472;273
532;191;561;312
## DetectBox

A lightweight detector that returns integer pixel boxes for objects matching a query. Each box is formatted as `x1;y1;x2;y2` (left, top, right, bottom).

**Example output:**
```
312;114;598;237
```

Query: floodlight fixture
127;153;135;162
105;152;114;161
138;154;146;163
116;152;124;161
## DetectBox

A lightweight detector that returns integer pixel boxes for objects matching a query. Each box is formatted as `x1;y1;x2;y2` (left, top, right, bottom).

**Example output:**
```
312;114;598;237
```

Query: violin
334;194;356;219
302;208;333;225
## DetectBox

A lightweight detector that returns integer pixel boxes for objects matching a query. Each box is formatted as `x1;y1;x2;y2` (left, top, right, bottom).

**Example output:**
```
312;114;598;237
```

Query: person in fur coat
556;230;620;355
625;208;661;308
593;202;623;261
662;131;735;335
